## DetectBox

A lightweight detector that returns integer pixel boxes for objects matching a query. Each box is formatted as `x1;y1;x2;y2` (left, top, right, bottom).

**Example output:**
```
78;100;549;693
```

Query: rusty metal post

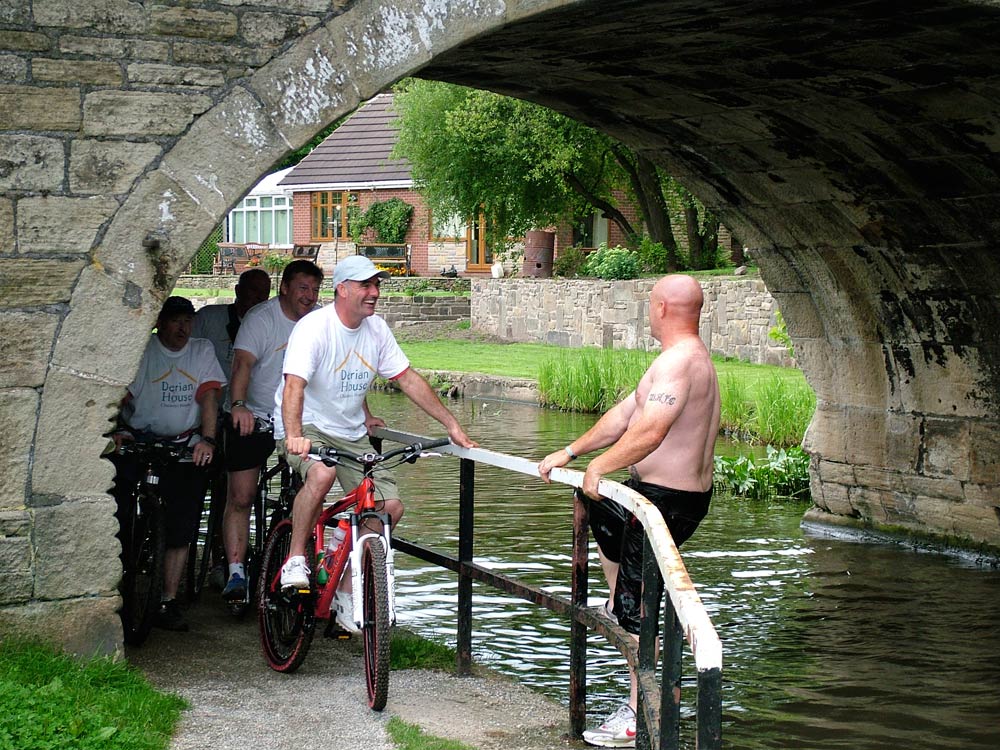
636;535;660;750
569;491;590;737
660;594;682;750
697;667;723;750
456;457;475;676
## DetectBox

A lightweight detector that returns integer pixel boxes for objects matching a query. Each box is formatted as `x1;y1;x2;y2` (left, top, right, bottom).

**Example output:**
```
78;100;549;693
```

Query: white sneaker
280;555;311;589
334;589;359;633
583;704;636;747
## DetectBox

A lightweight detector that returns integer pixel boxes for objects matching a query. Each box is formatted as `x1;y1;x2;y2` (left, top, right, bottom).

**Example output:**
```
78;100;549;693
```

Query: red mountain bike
257;437;449;710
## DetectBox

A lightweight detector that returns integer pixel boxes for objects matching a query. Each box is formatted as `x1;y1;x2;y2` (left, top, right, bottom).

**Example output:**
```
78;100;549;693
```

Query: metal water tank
521;230;555;278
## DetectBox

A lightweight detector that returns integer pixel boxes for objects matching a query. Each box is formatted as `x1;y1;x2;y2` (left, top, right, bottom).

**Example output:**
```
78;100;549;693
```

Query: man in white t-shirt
276;255;477;632
112;296;227;632
219;260;323;603
192;268;271;400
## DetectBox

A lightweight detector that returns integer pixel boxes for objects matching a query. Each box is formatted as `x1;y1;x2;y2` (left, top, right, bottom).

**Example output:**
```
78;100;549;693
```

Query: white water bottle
326;523;347;556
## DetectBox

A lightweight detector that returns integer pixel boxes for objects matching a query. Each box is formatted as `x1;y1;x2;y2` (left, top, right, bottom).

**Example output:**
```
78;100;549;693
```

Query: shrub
553;245;589;277
582;243;640;280
636;236;669;274
262;252;291;273
714;446;811;501
362;198;414;244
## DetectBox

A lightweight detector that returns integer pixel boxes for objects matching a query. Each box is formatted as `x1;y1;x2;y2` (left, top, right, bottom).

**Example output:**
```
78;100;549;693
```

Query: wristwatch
564;445;578;460
232;400;247;408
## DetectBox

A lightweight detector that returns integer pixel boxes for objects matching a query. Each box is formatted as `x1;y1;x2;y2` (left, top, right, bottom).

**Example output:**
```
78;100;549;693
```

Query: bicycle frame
310;475;395;628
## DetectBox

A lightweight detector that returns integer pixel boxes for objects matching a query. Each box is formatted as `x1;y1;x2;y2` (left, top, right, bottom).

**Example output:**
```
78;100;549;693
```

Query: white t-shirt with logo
275;306;409;441
233;296;301;421
122;335;227;439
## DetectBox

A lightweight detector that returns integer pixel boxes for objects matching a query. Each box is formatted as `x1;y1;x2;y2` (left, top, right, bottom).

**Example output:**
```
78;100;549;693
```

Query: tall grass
540;351;815;447
538;348;655;413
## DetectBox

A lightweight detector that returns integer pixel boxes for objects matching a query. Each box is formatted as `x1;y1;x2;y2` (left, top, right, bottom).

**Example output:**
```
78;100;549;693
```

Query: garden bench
357;243;410;275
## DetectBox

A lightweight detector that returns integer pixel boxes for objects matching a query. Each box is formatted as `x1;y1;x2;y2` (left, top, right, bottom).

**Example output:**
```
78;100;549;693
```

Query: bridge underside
2;0;998;652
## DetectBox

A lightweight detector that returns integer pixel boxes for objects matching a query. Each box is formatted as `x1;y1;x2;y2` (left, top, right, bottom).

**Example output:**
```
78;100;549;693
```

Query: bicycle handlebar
309;437;451;468
116;440;193;462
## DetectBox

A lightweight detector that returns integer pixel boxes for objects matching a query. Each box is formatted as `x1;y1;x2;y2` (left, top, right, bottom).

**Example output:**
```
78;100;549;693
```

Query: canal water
370;392;1000;750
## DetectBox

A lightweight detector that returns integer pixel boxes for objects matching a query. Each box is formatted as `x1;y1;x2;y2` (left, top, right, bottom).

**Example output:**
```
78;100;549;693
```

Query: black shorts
223;417;276;472
585;478;711;635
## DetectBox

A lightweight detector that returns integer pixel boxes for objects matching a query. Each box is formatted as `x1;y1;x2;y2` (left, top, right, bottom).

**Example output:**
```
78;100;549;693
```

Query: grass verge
386;717;476;750
0;639;185;750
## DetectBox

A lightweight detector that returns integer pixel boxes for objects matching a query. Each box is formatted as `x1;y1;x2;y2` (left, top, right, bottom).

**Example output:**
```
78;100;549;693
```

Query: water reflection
370;393;1000;750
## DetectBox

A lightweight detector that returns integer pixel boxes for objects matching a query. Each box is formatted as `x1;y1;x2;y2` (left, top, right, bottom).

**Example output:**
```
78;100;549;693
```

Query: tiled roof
278;93;411;188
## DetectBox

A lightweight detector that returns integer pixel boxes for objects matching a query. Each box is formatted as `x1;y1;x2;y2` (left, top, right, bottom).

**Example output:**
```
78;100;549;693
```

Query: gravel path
126;598;572;750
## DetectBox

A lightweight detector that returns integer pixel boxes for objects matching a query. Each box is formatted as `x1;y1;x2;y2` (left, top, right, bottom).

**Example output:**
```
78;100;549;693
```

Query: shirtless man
538;274;720;748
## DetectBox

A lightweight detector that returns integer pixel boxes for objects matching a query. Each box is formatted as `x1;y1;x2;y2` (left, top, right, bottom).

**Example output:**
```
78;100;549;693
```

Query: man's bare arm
394;368;477;448
281;374;310;458
537;392;637;482
229;348;258;435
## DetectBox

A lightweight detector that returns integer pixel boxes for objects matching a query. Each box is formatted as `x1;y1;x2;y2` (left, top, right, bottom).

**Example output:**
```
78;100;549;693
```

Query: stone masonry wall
471;277;794;366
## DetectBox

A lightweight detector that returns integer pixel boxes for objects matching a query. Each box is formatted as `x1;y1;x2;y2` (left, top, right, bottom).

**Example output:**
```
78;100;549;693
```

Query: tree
391;79;722;270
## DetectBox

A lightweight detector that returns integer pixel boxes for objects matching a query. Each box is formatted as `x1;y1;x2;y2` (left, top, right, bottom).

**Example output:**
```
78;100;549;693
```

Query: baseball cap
158;295;195;318
332;255;390;287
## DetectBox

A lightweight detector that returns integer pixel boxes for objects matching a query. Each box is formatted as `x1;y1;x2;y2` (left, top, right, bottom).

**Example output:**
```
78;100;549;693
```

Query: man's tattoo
647;391;677;405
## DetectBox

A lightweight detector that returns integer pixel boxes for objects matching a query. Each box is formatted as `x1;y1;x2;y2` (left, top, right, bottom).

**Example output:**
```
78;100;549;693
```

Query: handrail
372;426;723;749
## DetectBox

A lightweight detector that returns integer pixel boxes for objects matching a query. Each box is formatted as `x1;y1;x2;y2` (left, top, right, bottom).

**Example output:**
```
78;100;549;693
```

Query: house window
466;214;493;271
311;191;357;241
228;194;293;245
572;209;609;249
429;210;467;242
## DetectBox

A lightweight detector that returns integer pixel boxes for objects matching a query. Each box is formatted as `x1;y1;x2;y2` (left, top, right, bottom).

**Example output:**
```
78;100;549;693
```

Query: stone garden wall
472;277;794;366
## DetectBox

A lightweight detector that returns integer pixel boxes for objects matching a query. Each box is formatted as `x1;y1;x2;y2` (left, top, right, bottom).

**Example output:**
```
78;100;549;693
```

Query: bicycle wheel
361;537;391;710
257;518;314;672
187;471;226;600
120;491;166;646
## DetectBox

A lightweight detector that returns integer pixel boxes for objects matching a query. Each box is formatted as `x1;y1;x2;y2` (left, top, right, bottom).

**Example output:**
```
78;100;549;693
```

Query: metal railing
375;427;723;750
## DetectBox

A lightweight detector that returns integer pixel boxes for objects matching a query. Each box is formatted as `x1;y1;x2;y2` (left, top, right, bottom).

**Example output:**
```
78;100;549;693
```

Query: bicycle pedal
323;621;352;640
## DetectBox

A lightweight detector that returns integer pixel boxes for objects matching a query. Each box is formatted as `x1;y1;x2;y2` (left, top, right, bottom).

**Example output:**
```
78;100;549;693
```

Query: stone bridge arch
2;0;999;652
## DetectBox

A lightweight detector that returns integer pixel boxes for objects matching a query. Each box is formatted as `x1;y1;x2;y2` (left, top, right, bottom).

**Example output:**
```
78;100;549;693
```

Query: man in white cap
274;256;477;632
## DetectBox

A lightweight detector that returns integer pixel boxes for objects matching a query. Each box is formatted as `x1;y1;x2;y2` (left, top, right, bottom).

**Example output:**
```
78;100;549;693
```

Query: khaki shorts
277;424;400;500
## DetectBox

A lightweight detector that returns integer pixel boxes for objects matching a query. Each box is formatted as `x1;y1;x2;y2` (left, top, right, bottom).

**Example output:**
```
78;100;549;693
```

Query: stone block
70;140;161;196
803;404;848;463
902;473;965;503
159;86;290;221
16;196;118;255
0;388;37;511
893;343;985;418
922;416;971;480
0;135;64;192
250;23;362;150
970;421;1000;485
813;478;852;516
0;30;50;52
95;170;220;295
0;258;86;307
0;198;11;254
150;5;238;39
50;267;152;382
0;596;122;657
884;411;922;473
0;54;26;83
849;486;889;523
0;510;30;537
0;310;60;388
0;535;32;604
33;496;121;600
31;371;120;498
816;458;855;485
241;11;320;46
32;58;122;85
83;91;212;137
0;1;29;24
33;0;149;34
0;85;81;131
126;62;226;88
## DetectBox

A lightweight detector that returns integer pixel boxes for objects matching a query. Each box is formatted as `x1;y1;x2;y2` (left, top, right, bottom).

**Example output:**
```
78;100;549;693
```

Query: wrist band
232;400;246;408
564;445;578;460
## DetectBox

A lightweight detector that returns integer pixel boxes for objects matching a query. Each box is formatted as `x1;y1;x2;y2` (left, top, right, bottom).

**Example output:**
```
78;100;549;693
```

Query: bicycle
257;436;449;710
113;440;190;646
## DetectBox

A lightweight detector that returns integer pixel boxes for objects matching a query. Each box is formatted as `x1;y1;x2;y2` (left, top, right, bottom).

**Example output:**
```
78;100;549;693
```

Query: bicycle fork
348;510;397;627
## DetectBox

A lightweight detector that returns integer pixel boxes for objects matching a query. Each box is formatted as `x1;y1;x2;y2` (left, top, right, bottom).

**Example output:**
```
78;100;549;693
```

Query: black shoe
155;599;189;632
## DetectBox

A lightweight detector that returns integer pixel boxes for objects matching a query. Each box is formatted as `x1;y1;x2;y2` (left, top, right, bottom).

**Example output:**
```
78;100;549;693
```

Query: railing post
456;457;475;676
569;491;590;737
637;536;661;750
660;594;682;750
697;667;723;750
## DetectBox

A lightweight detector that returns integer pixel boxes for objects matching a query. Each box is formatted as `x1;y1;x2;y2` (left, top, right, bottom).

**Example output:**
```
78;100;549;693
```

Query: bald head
649;274;704;342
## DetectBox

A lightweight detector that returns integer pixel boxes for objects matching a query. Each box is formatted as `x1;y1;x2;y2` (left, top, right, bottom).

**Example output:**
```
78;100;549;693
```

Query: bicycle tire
120;490;166;646
361;537;391;710
257;518;314;672
188;471;226;601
